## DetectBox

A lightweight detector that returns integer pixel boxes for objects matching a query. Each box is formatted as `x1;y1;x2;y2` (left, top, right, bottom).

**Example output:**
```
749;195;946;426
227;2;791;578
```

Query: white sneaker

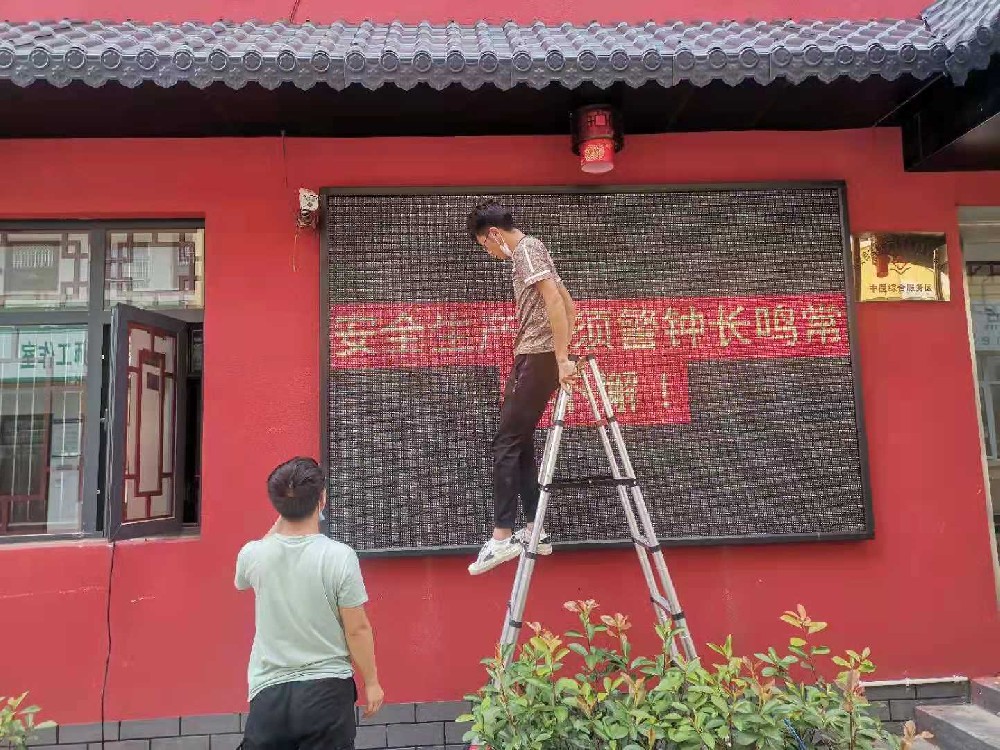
513;528;553;555
468;537;522;575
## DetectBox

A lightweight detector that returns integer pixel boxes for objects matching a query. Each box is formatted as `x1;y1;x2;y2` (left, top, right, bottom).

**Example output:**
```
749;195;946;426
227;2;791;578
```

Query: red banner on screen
330;295;848;426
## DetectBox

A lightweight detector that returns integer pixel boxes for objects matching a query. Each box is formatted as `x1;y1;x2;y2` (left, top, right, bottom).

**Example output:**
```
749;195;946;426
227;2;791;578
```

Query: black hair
467;199;515;240
266;456;326;520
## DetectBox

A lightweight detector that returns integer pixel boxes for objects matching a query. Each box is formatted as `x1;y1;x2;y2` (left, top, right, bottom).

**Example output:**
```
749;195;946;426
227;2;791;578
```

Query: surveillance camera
299;188;320;213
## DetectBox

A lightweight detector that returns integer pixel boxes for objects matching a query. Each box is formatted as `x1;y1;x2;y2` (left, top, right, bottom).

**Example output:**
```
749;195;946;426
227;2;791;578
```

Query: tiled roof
0;17;949;90
923;0;1000;83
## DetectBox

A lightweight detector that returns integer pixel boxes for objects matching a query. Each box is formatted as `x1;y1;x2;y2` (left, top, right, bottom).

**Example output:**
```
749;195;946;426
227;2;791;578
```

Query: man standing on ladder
466;199;578;575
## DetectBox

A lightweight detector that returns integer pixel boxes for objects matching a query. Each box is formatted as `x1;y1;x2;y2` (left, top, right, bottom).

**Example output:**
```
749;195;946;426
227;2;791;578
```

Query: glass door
961;208;1000;580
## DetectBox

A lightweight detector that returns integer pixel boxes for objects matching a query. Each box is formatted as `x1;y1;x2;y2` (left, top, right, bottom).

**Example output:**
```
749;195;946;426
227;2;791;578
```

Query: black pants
492;352;560;530
241;677;357;750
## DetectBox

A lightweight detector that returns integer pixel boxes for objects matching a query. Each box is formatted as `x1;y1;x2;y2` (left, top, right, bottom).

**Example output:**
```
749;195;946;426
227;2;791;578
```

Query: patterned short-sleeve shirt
510;235;564;355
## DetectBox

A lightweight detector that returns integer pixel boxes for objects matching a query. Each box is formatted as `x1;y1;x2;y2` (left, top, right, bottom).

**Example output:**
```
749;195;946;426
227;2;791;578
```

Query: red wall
1;0;927;24
0;129;998;723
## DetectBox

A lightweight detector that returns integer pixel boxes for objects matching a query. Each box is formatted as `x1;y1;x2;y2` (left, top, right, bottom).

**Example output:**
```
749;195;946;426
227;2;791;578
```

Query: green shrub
0;693;55;750
460;601;931;750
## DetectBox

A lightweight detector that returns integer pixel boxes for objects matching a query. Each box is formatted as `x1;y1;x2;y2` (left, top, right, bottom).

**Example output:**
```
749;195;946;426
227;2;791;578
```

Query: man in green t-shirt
236;457;383;749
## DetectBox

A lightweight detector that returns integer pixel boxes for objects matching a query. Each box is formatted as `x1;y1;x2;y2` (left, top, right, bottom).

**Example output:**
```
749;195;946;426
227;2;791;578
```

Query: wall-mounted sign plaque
853;232;949;302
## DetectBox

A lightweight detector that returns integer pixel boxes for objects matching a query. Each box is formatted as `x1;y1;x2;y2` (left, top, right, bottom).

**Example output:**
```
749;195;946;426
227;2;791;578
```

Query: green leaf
609;724;630;739
454;604;892;750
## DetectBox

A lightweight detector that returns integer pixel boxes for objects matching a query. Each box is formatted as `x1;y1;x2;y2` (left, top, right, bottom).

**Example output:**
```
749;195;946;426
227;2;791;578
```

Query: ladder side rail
581;368;680;663
498;384;572;663
586;357;699;662
500;386;566;649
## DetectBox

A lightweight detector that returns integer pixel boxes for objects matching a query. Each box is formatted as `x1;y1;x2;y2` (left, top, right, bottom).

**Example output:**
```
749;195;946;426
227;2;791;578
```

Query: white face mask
494;233;512;258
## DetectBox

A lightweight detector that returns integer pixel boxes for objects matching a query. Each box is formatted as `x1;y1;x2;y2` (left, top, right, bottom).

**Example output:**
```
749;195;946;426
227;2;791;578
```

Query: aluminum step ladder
466;355;698;750
498;354;697;666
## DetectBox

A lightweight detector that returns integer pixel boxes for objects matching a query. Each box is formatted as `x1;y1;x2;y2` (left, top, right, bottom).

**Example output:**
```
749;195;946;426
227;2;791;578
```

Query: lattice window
0;221;203;541
106;231;204;309
0;232;90;309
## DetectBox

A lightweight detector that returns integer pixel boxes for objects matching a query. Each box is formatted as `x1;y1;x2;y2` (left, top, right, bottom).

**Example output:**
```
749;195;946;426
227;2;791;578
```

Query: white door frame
959;206;1000;606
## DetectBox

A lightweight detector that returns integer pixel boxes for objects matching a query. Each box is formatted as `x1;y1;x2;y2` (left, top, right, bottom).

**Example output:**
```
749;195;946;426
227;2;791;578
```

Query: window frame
106;304;190;540
0;411;52;534
0;219;204;544
977;352;1000;460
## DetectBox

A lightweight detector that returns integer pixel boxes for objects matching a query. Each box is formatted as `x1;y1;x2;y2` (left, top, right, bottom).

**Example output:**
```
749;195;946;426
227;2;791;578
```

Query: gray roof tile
0;10;986;91
923;0;1000;83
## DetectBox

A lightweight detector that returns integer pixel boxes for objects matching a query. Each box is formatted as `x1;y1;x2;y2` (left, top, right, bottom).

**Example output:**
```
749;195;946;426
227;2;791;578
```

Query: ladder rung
650;595;686;622
631;534;661;552
545;475;638;490
650;594;672;613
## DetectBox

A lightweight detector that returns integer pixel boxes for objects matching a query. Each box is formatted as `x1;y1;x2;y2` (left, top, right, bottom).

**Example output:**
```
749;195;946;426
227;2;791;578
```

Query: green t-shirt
235;533;368;701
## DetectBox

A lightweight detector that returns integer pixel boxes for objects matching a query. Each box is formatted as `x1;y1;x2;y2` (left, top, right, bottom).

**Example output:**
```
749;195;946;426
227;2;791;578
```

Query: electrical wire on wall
99;531;120;748
281;131;319;271
281;131;299;273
